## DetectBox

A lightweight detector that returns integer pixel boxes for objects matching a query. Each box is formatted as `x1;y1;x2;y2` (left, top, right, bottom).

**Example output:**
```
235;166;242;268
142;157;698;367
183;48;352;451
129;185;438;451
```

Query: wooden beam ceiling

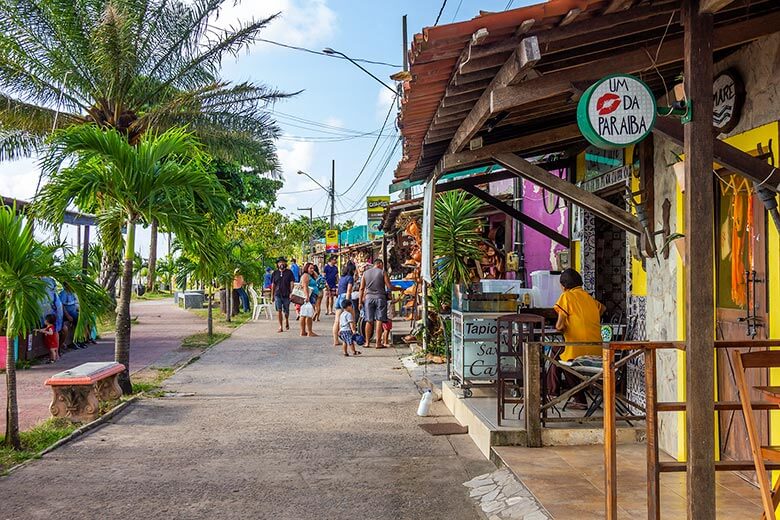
701;0;737;13
452;10;780;154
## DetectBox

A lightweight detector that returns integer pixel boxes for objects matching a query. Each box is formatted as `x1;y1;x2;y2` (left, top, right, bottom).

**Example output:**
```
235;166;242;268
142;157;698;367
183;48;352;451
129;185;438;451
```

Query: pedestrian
312;264;326;321
290;258;300;282
263;267;273;290
298;262;318;337
332;262;356;346
59;285;84;350
234;270;250;313
270;257;295;333
36;314;59;363
337;300;361;357
323;255;338;315
359;259;395;349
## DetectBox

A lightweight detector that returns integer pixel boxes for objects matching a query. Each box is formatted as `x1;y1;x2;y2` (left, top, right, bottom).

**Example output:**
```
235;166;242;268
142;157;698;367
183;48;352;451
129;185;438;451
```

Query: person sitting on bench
553;268;606;410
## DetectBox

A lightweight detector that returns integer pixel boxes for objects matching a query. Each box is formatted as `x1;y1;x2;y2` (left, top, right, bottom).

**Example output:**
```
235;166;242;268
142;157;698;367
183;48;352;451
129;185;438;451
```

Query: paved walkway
0;298;203;432
0;317;494;519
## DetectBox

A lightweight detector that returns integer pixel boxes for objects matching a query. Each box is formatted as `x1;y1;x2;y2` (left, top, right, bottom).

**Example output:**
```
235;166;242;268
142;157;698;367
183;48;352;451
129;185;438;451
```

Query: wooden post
603;347;617;520
682;1;716;518
645;349;660;520
523;341;542;447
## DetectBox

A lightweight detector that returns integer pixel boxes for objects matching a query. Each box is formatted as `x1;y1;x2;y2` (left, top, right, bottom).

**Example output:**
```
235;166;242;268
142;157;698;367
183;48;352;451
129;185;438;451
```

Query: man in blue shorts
323;255;339;315
270;257;295;332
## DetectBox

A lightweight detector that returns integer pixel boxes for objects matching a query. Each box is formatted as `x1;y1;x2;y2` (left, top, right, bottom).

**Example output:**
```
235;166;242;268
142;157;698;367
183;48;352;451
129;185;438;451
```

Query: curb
2;395;140;476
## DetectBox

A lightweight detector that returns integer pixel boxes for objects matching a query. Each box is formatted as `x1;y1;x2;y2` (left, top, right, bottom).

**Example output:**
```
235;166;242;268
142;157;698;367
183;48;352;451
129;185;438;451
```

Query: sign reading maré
577;74;656;149
712;69;744;134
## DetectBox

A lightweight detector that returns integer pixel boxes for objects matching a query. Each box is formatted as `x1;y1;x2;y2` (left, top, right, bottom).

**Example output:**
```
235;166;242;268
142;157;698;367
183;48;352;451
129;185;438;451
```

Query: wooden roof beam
447;36;541;153
488;10;780;119
559;8;582;27
439;124;581;174
604;0;635;14
492;152;644;237
701;0;736;13
653;118;780;193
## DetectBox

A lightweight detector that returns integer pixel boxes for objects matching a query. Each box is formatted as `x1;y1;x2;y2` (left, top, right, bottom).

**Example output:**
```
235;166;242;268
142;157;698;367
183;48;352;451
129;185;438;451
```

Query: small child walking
338;300;362;357
37;314;59;363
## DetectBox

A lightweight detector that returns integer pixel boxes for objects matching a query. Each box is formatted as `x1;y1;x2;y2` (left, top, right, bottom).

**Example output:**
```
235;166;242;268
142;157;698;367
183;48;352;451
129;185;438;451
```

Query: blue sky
0;0;534;255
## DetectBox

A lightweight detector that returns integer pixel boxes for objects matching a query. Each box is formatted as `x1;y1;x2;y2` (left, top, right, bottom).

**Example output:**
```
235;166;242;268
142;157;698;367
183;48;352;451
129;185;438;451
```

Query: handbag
290;283;306;305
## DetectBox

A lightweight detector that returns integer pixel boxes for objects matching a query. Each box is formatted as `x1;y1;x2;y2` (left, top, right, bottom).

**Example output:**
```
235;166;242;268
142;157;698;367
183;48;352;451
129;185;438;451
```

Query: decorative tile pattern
581;211;596;293
464;469;551;519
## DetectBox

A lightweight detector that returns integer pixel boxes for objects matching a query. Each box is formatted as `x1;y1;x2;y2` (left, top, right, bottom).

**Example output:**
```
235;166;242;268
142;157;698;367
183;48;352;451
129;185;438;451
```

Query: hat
276;256;287;263
265;267;272;272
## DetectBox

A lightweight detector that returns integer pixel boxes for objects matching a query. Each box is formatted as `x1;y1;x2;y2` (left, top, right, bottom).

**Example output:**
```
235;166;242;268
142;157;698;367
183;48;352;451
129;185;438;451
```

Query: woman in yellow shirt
553;269;606;408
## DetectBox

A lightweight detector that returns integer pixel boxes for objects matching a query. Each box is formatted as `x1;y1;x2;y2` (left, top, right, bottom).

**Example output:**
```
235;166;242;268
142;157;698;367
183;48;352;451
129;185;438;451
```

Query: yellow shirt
554;287;603;361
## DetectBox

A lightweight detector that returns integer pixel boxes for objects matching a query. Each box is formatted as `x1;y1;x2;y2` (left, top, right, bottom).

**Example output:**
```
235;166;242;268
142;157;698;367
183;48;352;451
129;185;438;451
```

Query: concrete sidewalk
0;317;493;519
0;298;204;432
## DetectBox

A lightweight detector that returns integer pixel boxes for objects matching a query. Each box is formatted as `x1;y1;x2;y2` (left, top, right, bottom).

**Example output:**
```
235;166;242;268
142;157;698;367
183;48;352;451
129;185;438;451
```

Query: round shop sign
577;74;657;150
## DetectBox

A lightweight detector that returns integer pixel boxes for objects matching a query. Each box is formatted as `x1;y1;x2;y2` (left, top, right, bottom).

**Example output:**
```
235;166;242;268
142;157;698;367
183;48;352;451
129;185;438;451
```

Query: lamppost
322;48;398;95
298;206;313;259
297;167;336;228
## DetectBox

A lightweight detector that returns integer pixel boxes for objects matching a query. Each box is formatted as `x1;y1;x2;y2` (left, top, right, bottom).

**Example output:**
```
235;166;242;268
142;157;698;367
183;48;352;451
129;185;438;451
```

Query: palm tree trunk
207;288;213;340
100;249;120;297
146;219;158;293
225;277;232;323
3;336;21;449
114;220;135;395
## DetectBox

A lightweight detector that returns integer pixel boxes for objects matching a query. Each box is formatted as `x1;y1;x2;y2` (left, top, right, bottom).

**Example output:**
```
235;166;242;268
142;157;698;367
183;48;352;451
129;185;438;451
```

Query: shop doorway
715;171;769;483
594;192;628;320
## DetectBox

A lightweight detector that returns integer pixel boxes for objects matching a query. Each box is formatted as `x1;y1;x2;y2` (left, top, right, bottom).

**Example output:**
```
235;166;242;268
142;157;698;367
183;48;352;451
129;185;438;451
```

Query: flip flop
343;352;349;356
351;351;362;355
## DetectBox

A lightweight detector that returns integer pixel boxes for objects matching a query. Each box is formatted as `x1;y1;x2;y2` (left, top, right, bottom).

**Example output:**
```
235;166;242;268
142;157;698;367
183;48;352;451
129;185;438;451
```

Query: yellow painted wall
673;122;780;464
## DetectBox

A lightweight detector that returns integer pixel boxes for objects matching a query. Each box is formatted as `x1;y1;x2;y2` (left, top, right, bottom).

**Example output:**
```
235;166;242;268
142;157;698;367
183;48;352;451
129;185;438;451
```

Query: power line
451;0;464;21
504;0;515;10
256;38;401;68
434;0;448;26
337;95;398;196
278;187;320;195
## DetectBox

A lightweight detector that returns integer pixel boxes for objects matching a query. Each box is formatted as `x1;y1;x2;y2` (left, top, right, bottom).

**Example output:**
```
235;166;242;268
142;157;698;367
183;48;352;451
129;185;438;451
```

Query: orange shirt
554;287;603;361
233;275;245;289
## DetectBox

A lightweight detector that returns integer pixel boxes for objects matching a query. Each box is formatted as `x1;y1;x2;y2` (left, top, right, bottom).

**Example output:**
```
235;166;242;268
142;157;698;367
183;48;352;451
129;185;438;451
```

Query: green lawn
0;419;77;474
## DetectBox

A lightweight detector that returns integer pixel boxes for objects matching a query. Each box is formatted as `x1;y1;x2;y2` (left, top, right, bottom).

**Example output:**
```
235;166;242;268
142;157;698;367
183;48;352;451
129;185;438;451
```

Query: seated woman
552;268;606;409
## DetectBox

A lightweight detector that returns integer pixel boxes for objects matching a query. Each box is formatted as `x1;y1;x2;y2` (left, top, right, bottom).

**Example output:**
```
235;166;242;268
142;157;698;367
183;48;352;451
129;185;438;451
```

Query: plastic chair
248;285;272;320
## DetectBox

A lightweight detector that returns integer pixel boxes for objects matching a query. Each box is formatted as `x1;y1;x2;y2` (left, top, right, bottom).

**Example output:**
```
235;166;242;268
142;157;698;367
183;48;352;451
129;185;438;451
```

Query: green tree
36;125;230;394
213;159;284;211
0;205;112;448
433;191;483;288
0;0;294;293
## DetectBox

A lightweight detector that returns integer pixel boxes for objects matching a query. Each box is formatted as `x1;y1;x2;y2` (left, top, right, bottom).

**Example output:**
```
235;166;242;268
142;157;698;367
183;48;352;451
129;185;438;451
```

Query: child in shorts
381;319;393;348
338;300;361;357
37;314;59;363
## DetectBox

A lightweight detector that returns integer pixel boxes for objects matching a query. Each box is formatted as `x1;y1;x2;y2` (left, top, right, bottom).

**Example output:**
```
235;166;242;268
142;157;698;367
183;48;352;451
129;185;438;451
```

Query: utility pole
330;159;336;229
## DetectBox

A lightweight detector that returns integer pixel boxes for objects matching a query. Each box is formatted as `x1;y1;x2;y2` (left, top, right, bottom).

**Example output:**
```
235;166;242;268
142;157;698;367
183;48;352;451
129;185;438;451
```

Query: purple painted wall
485;172;569;285
520;170;568;285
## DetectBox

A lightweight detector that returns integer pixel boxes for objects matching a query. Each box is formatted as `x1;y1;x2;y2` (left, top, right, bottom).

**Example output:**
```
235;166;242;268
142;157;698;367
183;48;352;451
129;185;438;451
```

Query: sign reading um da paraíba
577;74;657;150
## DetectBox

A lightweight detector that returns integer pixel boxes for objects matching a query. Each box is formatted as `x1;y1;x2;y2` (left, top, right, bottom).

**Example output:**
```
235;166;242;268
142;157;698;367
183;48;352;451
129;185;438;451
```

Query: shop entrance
594;192;627;320
715;171;769;483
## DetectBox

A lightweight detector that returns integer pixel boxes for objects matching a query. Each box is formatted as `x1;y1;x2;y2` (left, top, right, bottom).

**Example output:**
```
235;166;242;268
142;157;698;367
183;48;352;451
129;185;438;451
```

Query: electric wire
451;0;464;21
256;38;400;67
337;95;398;196
434;0;449;26
504;0;515;10
343;138;401;213
338;131;398;208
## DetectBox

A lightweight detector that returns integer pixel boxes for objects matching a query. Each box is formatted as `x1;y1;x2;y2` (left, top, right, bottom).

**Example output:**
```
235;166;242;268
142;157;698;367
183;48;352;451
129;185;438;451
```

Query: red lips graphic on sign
596;93;621;115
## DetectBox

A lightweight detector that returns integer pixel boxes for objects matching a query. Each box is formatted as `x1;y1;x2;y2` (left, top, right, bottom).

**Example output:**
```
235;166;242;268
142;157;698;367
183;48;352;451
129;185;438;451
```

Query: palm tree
0;205;112;448
0;0;293;291
36;124;230;394
433;191;484;287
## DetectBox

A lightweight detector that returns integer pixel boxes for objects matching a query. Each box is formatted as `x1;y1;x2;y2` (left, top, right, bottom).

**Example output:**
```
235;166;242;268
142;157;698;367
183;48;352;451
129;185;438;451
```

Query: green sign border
576;74;657;150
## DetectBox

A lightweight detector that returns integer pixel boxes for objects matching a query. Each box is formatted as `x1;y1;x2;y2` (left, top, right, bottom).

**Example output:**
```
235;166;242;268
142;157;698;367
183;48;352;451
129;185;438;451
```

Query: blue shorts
364;297;388;322
274;295;290;315
339;330;354;345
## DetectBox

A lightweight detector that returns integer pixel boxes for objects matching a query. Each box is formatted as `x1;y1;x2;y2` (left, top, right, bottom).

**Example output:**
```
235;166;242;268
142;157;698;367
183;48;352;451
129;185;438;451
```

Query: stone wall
647;33;780;458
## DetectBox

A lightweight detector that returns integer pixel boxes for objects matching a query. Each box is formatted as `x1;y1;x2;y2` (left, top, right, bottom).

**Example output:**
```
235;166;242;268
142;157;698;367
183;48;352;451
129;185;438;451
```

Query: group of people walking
267;256;396;357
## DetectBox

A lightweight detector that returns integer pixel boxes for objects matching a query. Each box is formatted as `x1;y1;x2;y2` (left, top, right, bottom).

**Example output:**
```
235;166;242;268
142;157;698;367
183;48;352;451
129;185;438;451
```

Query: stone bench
45;362;125;423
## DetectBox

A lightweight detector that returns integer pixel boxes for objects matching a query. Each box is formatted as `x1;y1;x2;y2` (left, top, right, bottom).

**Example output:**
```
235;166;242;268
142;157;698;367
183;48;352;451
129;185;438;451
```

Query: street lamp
298;166;336;228
322;47;398;95
298;207;314;257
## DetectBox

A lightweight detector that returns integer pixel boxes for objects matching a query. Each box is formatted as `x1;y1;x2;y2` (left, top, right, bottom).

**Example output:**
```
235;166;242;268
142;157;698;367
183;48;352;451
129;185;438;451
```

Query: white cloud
376;86;396;120
214;0;336;47
0;158;41;201
275;140;330;216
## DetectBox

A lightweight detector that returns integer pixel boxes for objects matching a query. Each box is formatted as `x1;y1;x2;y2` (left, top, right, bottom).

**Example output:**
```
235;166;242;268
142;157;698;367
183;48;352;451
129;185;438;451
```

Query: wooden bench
45;362;125;423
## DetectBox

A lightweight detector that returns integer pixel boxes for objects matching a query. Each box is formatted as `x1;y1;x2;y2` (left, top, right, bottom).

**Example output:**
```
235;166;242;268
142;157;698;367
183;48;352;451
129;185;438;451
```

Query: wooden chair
733;350;780;519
